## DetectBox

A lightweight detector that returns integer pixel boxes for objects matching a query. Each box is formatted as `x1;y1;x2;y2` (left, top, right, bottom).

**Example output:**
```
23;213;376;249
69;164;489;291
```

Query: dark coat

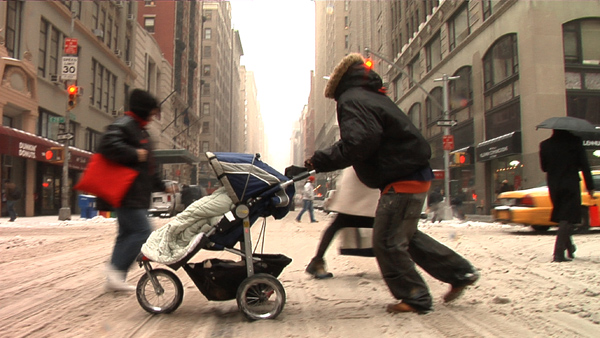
97;114;165;209
540;130;594;223
310;54;432;190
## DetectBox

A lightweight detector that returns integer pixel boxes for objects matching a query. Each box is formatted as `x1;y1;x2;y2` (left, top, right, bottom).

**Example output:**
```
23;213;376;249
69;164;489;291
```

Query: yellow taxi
493;171;600;232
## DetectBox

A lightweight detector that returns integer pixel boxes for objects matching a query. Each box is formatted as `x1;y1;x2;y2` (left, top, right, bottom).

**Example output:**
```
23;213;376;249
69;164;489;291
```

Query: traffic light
450;151;470;167
46;147;64;163
67;85;78;110
364;57;374;69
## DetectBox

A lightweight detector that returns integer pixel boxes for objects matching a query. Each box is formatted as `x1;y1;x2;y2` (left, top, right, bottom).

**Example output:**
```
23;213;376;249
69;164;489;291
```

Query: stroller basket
183;254;292;301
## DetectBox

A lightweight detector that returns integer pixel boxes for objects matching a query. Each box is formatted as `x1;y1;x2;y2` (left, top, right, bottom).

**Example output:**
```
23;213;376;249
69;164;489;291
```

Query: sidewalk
0;214;117;227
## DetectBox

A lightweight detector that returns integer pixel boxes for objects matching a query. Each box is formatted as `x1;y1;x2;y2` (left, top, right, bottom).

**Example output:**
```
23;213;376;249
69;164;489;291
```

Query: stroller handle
280;169;316;189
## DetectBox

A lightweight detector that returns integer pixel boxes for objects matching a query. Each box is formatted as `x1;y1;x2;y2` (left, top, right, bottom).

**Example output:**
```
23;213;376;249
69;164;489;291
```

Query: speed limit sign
61;56;78;80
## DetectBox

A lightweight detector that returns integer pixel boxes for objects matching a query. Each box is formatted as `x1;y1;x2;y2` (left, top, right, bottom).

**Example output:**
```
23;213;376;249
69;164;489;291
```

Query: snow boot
305;257;333;279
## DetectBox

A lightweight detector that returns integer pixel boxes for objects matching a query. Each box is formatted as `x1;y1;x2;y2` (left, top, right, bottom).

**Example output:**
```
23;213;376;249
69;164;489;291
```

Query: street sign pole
59;11;77;221
434;74;460;220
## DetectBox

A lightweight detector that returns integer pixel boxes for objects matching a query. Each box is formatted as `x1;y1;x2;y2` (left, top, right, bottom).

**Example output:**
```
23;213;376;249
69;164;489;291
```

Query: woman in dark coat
540;129;594;262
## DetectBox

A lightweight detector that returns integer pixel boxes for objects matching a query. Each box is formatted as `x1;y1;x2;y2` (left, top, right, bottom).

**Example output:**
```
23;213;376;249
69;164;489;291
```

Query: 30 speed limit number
61;56;78;80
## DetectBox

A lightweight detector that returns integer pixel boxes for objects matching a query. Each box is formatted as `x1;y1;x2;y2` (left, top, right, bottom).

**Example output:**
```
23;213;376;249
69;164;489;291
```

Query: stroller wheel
136;268;183;314
236;273;286;320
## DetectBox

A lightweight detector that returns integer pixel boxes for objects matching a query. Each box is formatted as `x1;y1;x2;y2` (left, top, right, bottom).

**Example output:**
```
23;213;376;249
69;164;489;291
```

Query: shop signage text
18;142;37;159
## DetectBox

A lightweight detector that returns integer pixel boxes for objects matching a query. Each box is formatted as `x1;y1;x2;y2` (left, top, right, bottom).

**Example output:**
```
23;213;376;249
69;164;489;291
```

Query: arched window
483;34;518;90
450;66;473;111
426;87;443;125
408;103;421;130
563;18;600;65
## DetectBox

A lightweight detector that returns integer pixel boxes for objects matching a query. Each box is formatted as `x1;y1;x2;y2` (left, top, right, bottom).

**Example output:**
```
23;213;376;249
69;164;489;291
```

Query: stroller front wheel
136;268;183;314
236;273;286;320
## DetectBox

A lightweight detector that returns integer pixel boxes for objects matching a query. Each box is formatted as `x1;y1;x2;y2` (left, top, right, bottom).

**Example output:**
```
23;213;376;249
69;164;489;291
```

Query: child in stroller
135;152;313;320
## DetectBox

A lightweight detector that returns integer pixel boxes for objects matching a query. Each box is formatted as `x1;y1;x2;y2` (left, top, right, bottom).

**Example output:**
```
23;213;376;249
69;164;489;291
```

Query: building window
482;0;493;21
203;46;212;58
38;19;48;77
5;0;23;59
449;66;473;111
202;122;210;134
203;65;211;76
426;32;441;72
49;27;60;77
426;87;443;125
345;35;349;49
84;128;101;152
563;19;600;65
144;16;155;33
345;16;349;29
203;103;210;115
483;34;518;91
408;103;421;130
91;59;117;113
202;141;209;153
408;54;420;88
203;83;210;95
203;10;212;21
204;28;212;40
393;75;403;101
448;4;469;52
145;1;156;6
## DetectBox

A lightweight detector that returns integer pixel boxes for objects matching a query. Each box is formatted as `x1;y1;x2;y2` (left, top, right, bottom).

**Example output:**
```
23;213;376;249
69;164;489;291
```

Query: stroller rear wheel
236;273;286;320
136;268;183;314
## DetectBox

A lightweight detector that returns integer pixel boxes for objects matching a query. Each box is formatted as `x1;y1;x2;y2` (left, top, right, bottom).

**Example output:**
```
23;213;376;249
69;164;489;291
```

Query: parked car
492;171;600;232
313;194;325;210
323;190;337;213
148;180;185;217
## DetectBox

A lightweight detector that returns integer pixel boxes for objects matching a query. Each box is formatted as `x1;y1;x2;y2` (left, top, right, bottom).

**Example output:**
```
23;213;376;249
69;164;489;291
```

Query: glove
304;159;315;171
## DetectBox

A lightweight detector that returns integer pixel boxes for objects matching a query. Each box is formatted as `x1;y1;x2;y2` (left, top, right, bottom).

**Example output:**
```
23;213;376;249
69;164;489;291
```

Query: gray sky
230;0;315;173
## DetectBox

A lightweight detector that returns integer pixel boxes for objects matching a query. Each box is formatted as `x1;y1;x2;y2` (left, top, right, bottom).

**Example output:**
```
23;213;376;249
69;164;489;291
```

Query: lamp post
365;48;458;219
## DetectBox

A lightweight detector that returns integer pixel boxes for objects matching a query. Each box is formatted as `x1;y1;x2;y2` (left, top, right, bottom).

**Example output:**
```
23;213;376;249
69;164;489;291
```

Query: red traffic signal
67;85;78;110
46;147;64;163
364;58;374;69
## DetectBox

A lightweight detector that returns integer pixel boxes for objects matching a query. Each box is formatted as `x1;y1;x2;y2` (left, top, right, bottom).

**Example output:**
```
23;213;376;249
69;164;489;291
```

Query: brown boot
305;257;333;279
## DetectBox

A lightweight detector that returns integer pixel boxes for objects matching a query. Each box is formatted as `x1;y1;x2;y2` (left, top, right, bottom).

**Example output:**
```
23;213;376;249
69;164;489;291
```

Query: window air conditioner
125;61;132;67
127;14;135;21
114;49;122;57
92;29;104;38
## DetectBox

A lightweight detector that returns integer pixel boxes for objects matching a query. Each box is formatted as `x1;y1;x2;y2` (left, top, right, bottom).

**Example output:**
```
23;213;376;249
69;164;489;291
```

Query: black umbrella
536;116;599;133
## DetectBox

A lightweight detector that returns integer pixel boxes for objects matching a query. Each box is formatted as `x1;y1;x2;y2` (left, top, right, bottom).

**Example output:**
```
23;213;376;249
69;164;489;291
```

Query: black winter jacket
97;115;165;209
311;61;432;190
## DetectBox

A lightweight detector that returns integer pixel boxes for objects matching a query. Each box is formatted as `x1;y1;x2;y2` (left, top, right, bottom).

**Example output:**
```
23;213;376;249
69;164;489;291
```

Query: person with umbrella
538;116;595;262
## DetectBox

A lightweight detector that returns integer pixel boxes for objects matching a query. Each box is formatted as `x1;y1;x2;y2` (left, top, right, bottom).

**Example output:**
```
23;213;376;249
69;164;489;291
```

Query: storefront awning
475;131;522;162
0;126;91;170
153;149;200;164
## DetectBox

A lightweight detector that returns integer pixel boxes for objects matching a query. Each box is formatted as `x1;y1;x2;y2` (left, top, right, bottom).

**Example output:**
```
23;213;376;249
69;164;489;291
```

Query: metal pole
434;74;460;220
59;12;77;221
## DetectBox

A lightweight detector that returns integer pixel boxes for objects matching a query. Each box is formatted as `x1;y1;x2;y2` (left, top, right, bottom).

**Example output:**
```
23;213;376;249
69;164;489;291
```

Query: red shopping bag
589;204;600;227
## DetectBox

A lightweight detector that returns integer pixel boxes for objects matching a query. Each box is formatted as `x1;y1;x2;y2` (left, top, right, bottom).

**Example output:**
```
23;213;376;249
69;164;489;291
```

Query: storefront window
492;155;525;199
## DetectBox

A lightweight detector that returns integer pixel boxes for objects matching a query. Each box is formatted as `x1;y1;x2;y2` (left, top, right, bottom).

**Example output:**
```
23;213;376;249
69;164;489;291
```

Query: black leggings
314;213;374;258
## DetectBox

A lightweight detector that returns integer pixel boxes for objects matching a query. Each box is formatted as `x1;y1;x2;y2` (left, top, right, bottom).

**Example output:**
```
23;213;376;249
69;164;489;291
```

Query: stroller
135;152;313;320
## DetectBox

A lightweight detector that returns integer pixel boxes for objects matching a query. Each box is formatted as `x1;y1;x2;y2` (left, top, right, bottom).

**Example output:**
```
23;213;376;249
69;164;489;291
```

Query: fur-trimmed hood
324;53;383;100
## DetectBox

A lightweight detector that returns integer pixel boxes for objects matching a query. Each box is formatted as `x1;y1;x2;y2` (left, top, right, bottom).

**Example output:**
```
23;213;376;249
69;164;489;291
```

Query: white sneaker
105;265;136;292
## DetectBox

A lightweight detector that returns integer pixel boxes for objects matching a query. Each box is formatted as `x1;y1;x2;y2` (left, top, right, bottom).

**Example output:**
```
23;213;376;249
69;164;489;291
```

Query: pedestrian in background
305;53;478;314
97;89;173;291
295;176;318;223
305;167;377;279
427;188;443;223
540;129;594;262
3;179;20;222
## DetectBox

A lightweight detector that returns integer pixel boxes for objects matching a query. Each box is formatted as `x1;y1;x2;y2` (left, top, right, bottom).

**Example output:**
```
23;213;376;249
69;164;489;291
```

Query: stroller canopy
206;152;294;219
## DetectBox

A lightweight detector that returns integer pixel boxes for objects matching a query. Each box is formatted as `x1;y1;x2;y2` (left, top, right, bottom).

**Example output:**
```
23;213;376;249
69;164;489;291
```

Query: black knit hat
128;89;159;120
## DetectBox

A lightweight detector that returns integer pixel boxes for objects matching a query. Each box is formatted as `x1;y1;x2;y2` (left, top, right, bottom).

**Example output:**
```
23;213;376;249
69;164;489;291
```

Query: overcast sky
230;0;316;173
